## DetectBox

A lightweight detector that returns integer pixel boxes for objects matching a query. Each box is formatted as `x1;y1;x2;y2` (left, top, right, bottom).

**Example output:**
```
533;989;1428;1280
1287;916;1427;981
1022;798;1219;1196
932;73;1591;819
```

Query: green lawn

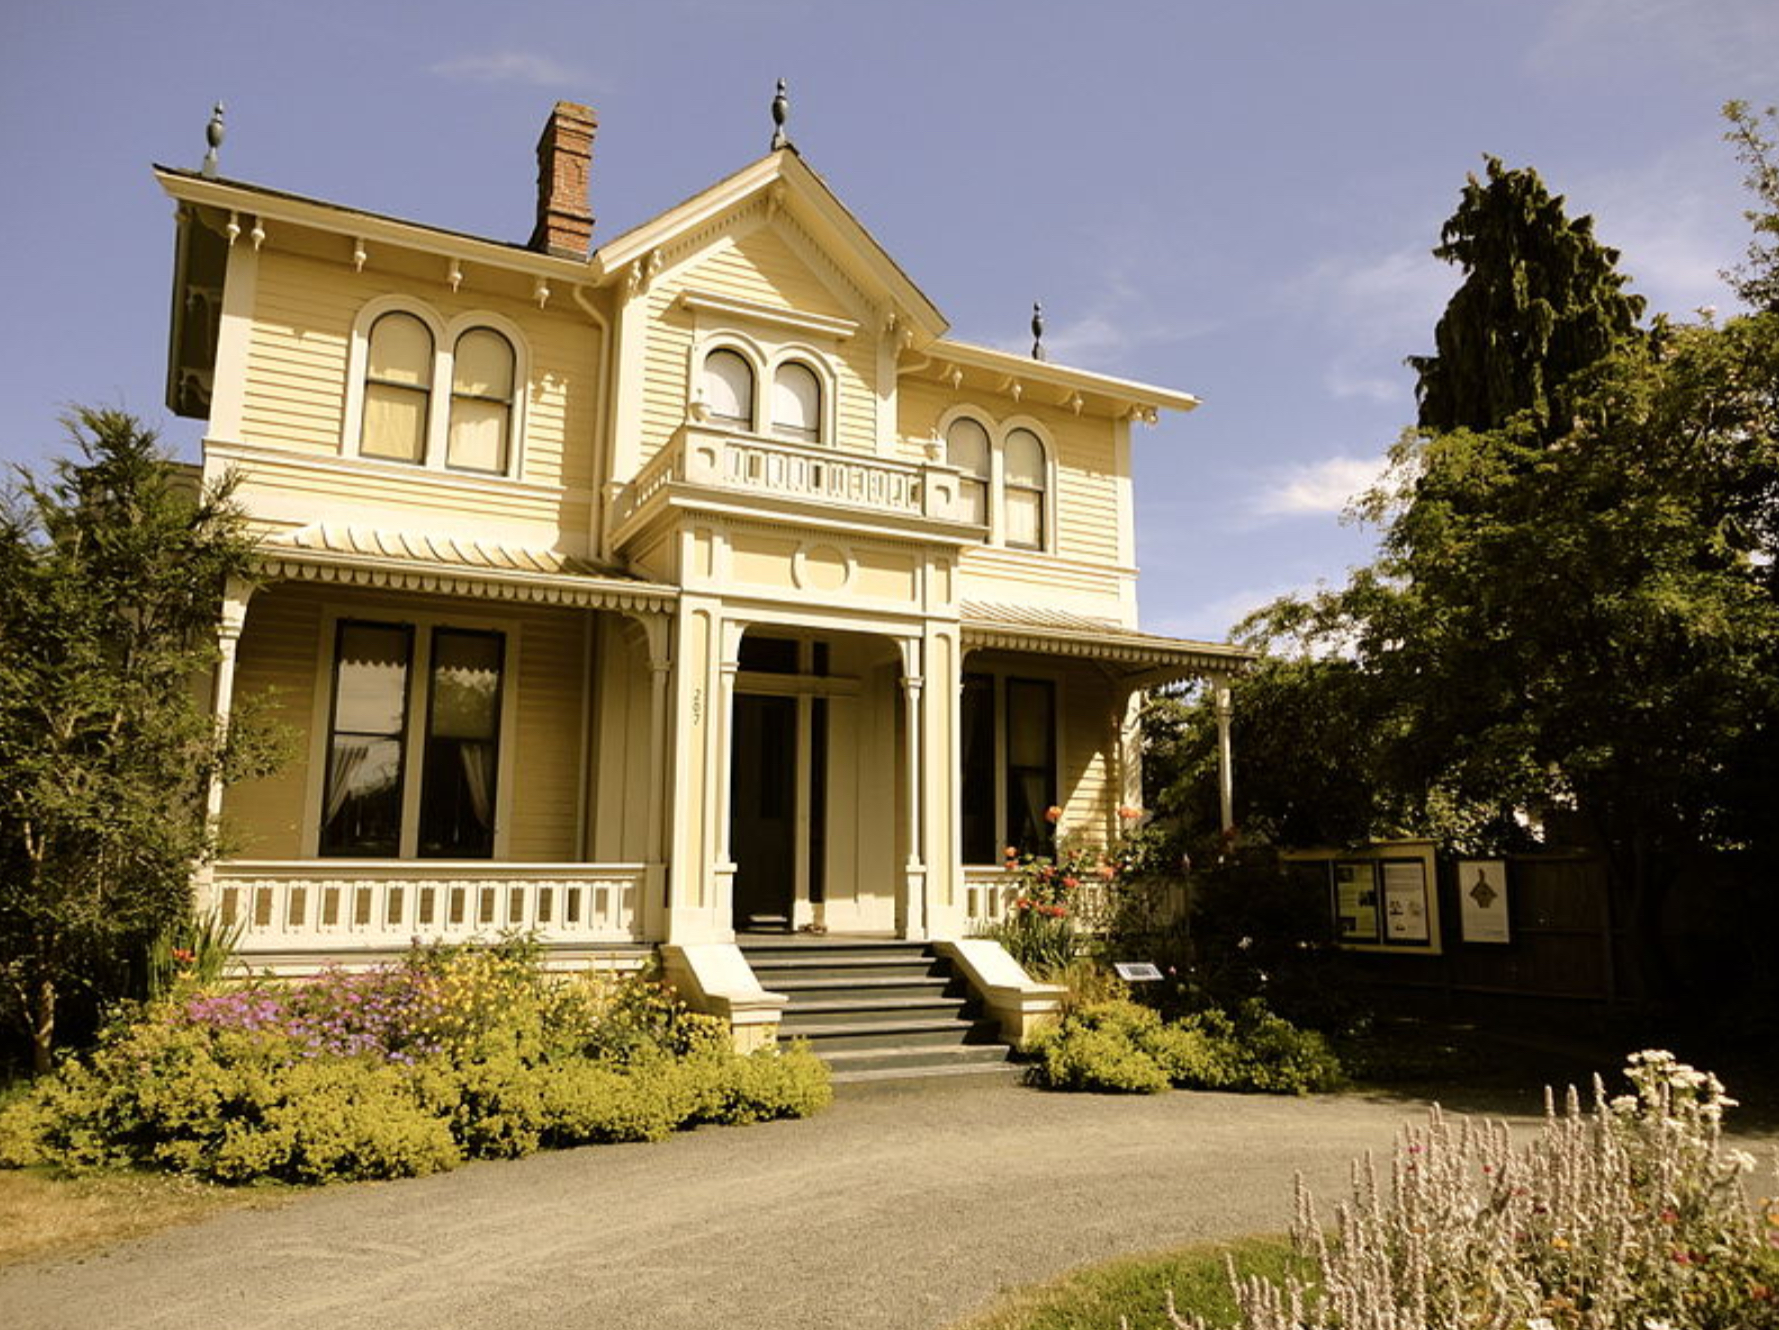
952;1235;1310;1330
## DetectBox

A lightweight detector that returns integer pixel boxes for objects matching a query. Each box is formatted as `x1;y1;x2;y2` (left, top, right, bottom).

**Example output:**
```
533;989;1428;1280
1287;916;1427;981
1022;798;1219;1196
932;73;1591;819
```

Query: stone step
773;975;954;1001
826;1044;1017;1083
738;938;1015;1083
785;1016;1003;1052
780;994;968;1024
749;957;943;983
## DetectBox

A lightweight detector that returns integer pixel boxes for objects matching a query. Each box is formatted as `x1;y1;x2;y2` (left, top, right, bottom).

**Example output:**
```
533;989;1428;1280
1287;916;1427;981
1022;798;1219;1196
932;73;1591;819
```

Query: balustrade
213;861;644;952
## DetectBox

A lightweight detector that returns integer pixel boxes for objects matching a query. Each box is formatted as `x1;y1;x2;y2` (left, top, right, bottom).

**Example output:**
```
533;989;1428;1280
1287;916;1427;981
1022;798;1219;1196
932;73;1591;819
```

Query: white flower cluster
1152;1051;1777;1330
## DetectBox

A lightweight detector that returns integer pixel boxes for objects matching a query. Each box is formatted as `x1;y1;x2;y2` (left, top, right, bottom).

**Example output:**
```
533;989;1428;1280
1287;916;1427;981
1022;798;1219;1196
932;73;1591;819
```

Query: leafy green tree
1407;156;1645;439
1383;320;1779;993
1723;100;1779;313
0;410;282;1072
1153;138;1779;1003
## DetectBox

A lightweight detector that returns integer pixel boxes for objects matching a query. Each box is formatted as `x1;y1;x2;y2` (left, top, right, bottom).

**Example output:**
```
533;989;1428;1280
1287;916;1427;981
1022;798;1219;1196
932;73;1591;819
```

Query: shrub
1023;998;1342;1097
2;943;831;1184
6;1018;460;1182
689;1041;835;1126
1156;1052;1779;1330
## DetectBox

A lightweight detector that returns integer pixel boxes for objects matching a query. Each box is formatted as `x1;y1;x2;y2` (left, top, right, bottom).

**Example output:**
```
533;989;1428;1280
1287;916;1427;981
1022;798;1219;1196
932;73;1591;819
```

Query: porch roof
960;601;1254;685
255;523;678;614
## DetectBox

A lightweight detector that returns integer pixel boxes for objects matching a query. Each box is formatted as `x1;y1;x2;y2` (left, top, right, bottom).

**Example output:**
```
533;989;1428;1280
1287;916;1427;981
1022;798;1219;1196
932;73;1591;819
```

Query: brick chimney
529;101;597;258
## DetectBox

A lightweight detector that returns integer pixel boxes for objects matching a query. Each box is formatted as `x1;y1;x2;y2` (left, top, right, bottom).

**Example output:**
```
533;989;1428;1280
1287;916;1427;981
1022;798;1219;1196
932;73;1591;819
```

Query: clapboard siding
237;251;598;496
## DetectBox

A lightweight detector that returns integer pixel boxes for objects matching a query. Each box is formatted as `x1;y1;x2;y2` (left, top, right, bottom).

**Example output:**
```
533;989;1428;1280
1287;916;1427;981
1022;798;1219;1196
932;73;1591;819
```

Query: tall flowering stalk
1157;1052;1779;1330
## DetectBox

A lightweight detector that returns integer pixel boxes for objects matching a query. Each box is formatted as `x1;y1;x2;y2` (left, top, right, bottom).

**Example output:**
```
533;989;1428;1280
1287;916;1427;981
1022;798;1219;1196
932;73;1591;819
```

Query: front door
731;694;798;930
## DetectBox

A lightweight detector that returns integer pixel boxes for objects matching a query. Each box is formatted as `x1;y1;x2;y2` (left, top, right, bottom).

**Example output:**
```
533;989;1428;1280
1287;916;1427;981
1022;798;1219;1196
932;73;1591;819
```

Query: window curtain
457;740;495;832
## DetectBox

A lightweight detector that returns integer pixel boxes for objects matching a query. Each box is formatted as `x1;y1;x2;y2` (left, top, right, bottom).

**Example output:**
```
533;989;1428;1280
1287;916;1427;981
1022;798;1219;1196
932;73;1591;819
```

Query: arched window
703;348;755;428
1003;427;1047;549
447;328;515;473
771;361;822;443
361;313;433;463
946;417;991;526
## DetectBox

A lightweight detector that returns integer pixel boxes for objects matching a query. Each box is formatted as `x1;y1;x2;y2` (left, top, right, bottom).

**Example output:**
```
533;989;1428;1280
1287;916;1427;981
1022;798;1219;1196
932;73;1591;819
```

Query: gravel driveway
0;1073;1657;1330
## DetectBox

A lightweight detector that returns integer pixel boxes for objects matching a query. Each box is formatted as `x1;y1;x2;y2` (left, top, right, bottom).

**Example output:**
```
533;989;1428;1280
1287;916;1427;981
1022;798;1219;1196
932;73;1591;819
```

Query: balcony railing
213;860;645;954
613;425;974;533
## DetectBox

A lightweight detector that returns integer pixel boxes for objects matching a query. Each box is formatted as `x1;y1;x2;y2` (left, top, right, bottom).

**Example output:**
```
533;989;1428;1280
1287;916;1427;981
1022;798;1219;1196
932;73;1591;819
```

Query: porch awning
960;600;1253;687
254;523;679;615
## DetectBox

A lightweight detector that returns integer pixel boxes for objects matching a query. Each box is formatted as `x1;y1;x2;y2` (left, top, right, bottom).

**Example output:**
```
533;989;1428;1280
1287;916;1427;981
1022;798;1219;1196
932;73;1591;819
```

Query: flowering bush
1155;1051;1779;1330
979;806;1156;976
0;941;831;1183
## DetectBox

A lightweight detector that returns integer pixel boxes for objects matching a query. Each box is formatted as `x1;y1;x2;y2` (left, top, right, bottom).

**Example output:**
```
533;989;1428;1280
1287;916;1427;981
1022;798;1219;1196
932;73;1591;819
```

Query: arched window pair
362;312;516;474
702;347;824;444
945;416;1049;550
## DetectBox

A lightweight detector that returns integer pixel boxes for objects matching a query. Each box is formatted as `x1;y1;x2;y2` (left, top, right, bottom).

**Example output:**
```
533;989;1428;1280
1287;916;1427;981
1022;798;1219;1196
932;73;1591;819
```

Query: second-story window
771;360;822;443
947;417;991;526
704;348;755;428
362;313;433;463
447;329;515;473
1003;427;1048;549
349;300;527;478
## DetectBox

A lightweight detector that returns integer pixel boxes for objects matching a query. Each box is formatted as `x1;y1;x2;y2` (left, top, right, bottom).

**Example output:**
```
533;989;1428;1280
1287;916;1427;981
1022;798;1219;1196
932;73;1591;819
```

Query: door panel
731;694;797;929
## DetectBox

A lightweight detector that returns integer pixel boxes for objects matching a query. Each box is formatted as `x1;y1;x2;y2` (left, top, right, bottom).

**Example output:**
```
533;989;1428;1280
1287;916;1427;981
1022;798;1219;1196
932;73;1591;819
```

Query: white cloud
1528;0;1779;89
1251;454;1390;520
430;52;581;87
1287;244;1459;411
1564;141;1749;318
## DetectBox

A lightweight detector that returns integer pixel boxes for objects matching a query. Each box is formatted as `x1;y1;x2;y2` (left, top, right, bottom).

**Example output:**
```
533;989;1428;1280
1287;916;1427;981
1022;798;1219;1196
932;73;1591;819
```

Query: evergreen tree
1408;156;1645;439
0;410;282;1072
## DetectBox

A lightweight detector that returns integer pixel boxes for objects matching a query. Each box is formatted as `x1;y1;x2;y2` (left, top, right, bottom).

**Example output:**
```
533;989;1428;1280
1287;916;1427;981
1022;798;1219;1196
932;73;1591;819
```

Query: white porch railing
213;860;646;952
962;866;1112;934
612;425;972;531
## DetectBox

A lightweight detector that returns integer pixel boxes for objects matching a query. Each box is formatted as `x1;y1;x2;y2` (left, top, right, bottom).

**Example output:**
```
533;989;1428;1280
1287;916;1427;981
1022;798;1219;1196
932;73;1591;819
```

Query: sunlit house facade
160;100;1246;1029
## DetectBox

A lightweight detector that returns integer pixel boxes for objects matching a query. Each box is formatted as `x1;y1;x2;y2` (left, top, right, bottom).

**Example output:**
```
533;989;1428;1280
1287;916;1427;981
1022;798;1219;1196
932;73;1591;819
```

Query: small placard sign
1113;962;1164;982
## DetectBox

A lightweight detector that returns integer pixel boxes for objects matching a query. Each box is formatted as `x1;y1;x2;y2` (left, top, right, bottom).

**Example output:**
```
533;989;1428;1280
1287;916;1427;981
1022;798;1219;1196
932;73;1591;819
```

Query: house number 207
691;688;703;724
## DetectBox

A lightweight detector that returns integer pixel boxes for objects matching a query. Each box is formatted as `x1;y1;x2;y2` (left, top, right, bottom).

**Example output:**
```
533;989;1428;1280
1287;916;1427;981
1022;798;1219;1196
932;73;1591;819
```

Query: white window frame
767;352;831;445
937;406;1058;552
342;295;530;480
689;329;839;447
959;663;1066;864
305;602;523;860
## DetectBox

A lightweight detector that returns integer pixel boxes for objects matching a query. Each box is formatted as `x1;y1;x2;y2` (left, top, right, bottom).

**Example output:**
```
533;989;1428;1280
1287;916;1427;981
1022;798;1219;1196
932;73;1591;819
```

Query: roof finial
770;79;790;151
201;102;226;179
1031;301;1046;361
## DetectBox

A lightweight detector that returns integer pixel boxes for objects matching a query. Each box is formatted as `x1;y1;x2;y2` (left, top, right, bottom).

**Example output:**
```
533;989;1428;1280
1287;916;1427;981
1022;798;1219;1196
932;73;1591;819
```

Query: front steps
740;938;1016;1083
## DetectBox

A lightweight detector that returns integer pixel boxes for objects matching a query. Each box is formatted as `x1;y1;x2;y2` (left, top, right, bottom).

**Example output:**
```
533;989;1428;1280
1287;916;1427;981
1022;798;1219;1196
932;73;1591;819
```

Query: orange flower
1044;805;1062;824
1117;805;1143;821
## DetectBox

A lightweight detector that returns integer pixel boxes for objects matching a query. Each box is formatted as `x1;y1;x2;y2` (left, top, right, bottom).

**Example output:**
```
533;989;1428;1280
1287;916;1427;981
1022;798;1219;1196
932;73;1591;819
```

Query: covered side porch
202;524;681;972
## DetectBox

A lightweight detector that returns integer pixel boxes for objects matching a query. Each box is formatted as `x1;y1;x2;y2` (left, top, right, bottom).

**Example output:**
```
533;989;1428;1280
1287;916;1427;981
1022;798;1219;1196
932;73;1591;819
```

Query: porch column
898;637;928;940
921;623;964;940
665;595;726;941
712;619;744;934
644;615;672;933
1212;672;1236;834
194;577;253;913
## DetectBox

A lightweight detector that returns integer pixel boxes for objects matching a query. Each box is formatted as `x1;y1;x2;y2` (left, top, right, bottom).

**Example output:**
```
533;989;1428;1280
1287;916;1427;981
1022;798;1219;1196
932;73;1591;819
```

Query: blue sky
3;0;1775;640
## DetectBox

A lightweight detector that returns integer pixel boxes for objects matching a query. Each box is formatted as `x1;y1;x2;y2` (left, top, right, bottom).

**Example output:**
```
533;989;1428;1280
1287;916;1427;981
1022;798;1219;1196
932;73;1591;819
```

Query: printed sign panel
1458;859;1511;944
1333;861;1378;943
1381;859;1431;944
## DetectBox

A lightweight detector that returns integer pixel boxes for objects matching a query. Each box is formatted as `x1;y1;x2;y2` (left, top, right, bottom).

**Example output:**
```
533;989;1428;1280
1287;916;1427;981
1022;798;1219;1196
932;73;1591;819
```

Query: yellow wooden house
160;99;1248;1059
